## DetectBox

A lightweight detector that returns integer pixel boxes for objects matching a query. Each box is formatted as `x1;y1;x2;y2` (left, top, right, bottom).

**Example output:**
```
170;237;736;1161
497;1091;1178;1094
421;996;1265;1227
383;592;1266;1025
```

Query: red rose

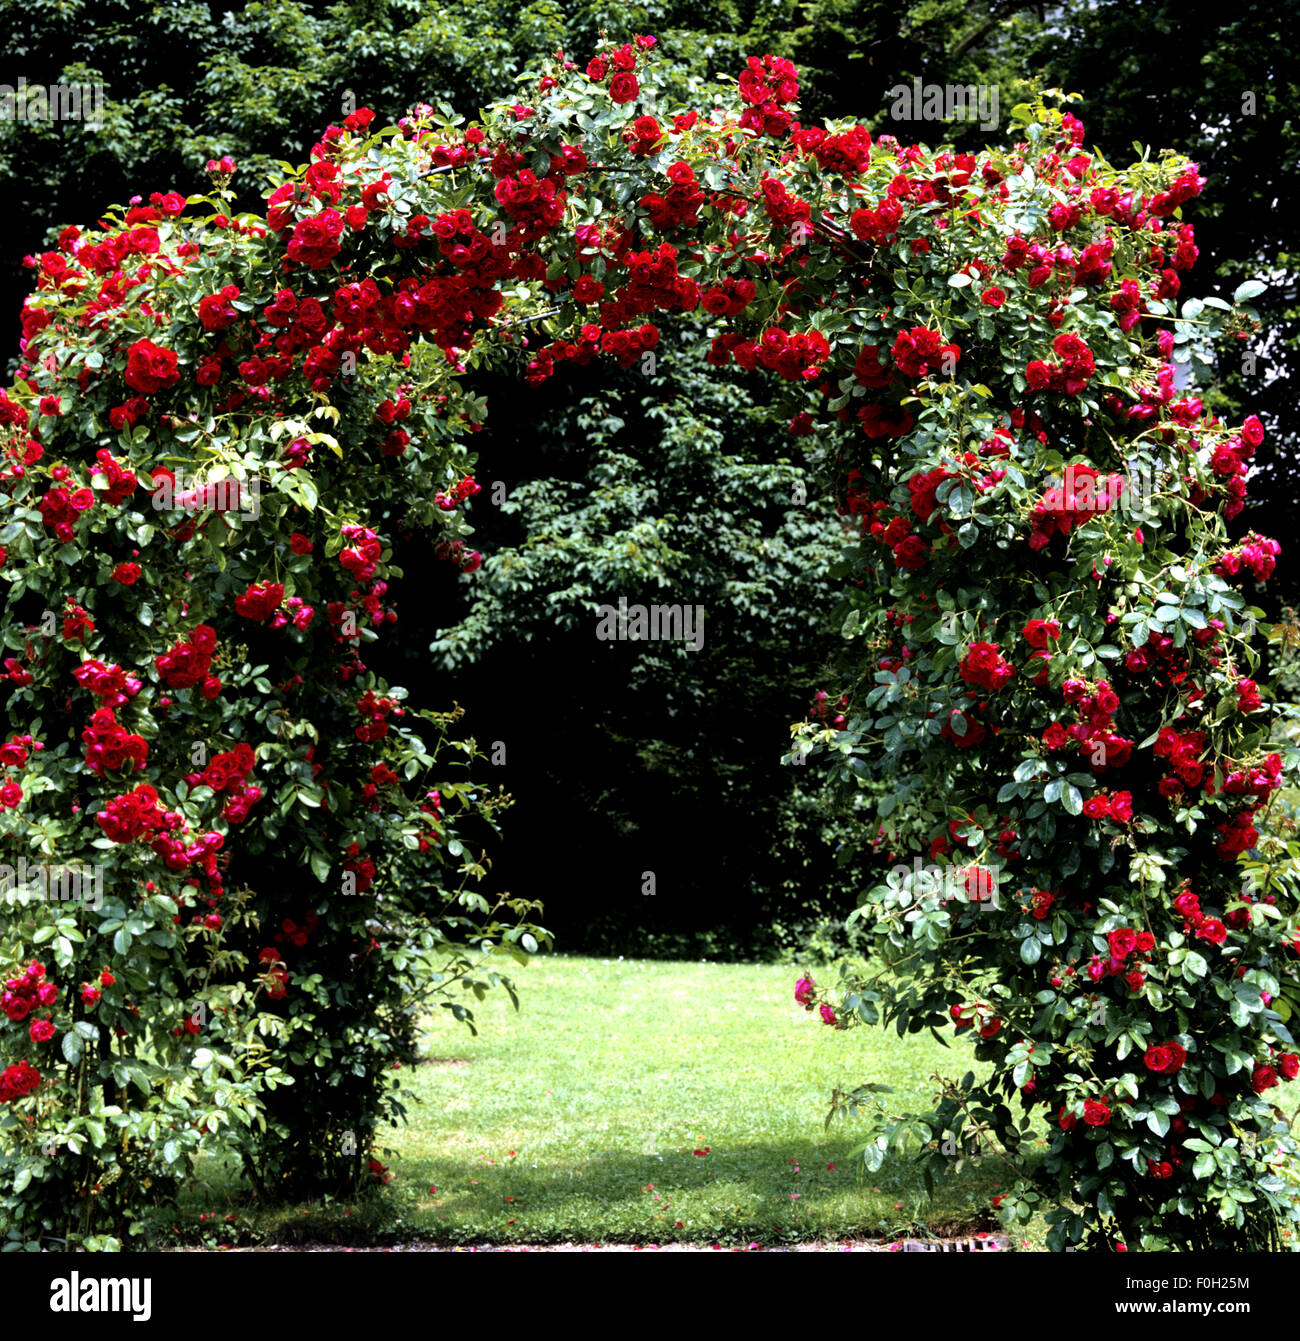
1058;1105;1078;1132
572;274;605;304
1025;359;1053;390
1022;618;1060;649
1144;1041;1186;1074
1196;918;1228;945
1280;1054;1299;1080
286;209;345;269
124;338;181;395
1108;928;1137;959
1083;1099;1110;1126
198;289;239;331
893;536;928;570
1172;890;1201;920
234;581;285;622
609;72;640;105
1251;1064;1278;1094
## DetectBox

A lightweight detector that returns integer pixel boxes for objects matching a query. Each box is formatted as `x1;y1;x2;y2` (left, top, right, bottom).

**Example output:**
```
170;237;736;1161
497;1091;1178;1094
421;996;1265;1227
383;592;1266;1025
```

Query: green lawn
181;954;1028;1247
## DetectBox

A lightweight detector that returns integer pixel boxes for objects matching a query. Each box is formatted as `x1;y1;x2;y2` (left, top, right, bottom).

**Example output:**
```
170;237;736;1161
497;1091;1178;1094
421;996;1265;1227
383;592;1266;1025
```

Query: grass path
363;954;1015;1245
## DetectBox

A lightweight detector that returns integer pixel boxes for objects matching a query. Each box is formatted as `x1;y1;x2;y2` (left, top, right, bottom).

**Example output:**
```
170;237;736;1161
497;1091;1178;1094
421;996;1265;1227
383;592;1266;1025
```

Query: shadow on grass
149;1139;1035;1249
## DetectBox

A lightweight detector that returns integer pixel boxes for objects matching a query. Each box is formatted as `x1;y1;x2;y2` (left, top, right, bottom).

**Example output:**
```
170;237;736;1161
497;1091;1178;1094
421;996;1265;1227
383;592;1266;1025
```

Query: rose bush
0;34;1288;1250
780;116;1296;1247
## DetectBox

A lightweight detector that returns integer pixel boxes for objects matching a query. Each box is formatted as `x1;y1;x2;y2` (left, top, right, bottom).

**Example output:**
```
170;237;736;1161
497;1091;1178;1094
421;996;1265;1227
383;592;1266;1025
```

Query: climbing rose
1083;1099;1111;1126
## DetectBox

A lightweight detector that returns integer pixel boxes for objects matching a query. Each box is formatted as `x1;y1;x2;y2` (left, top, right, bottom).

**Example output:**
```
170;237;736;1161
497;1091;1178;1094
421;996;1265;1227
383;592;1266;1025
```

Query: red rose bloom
1108;928;1137;959
1022;618;1060;649
1251;1064;1278;1094
1083;1099;1111;1126
1196;918;1228;945
609;72;640;105
198;286;240;331
124;338;181;395
1145;1041;1187;1074
286;209;345;269
234;581;285;622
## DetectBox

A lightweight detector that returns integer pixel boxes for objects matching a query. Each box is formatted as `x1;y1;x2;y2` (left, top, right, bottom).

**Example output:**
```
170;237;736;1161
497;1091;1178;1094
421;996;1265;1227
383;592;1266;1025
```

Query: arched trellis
0;39;1291;1250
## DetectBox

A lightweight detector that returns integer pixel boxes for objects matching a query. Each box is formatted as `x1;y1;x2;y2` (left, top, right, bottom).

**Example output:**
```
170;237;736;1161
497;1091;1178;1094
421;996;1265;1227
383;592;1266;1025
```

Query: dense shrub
0;34;1288;1252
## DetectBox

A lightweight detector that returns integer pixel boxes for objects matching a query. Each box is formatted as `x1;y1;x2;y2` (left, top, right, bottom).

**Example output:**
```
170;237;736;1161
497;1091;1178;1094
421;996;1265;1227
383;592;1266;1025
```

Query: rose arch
0;38;1293;1251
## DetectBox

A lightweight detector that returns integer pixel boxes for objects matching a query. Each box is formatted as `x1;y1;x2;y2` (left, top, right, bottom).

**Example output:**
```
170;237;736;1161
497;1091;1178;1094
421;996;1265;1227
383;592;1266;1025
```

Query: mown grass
161;955;1044;1248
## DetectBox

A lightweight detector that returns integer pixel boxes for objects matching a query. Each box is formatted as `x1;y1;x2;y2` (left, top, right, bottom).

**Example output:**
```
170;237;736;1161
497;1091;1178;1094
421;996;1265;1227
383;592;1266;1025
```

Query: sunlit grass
164;955;1044;1247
